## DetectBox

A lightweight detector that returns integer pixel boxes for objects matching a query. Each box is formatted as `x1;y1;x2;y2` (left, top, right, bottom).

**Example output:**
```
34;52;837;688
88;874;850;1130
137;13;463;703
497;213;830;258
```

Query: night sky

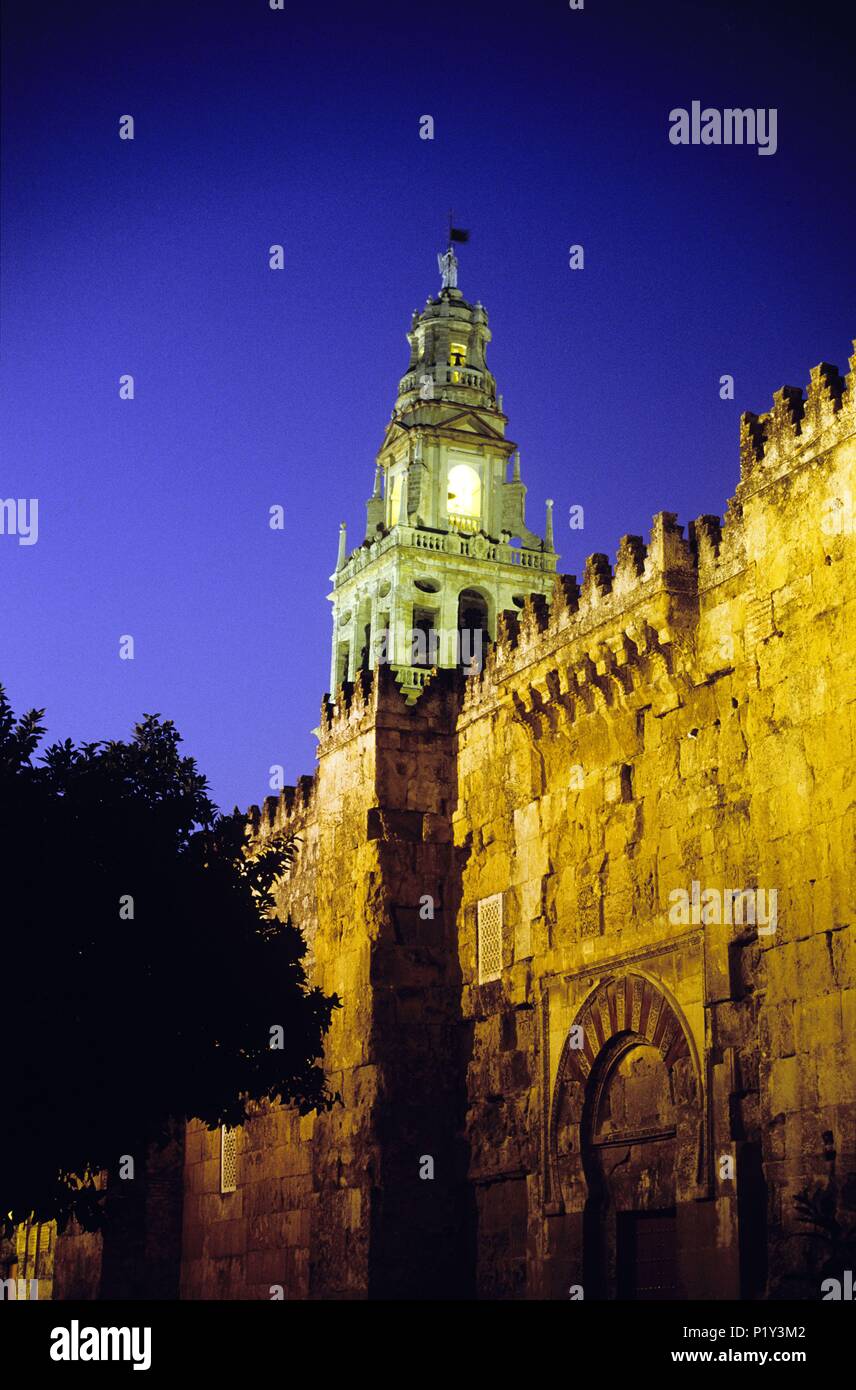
2;0;853;813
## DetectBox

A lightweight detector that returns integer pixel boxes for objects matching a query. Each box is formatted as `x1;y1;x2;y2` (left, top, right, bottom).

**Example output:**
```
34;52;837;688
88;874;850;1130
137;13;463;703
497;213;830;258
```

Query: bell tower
329;245;558;700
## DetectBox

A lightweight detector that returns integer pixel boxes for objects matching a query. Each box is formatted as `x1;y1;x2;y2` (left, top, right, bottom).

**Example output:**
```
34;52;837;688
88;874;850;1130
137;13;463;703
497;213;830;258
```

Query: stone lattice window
477;893;503;983
220;1125;237;1194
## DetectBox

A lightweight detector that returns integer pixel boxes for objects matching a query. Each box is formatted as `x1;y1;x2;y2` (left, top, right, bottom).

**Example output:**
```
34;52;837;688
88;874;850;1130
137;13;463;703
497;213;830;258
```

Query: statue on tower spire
438;219;469;290
438;246;458;290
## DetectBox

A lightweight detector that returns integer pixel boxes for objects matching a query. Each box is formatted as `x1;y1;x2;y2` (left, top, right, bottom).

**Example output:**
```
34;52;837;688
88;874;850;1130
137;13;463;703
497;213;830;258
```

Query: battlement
466;587;683;723
318;660;463;749
458;345;855;712
505;617;678;736
246;668;464;847
247;772;318;845
737;344;855;488
460;509;701;713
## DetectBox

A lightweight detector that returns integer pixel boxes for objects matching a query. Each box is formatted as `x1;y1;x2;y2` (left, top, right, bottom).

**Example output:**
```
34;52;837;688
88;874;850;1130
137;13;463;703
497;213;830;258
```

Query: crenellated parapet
500;618;680;740
463;345;855;719
465;507;702;718
613;534;647;593
319;668;377;743
688;514;722;566
245;668;462;848
247;772;318;847
316;660;463;756
736;344;855;492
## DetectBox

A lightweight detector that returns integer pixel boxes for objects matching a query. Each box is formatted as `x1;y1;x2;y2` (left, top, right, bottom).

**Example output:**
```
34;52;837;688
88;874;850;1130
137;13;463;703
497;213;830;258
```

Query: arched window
447;464;481;531
449;342;467;381
457;588;489;673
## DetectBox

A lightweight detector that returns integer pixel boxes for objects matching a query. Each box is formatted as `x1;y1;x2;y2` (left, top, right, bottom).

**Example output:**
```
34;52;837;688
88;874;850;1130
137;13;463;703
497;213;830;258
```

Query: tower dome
394;251;498;417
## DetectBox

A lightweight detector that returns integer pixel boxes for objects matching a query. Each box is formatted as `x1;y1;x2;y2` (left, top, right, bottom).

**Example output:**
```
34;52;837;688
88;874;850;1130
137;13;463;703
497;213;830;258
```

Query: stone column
439;585;460;668
436;443;449;530
388;584;409;669
329;612;339;693
345;614;358;684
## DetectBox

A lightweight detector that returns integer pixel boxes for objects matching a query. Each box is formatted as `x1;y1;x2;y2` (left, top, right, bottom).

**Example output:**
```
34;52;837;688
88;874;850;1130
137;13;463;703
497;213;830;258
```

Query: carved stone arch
548;970;705;1299
548;971;704;1215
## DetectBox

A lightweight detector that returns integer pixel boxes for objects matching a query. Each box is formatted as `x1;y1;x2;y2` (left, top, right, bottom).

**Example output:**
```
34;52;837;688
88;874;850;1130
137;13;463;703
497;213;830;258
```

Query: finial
512;449;521;481
336;521;347;571
545;499;555;551
372;465;382;499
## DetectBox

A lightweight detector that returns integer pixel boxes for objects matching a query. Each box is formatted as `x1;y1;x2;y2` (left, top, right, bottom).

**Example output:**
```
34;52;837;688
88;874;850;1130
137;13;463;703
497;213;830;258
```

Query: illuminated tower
329;245;558;700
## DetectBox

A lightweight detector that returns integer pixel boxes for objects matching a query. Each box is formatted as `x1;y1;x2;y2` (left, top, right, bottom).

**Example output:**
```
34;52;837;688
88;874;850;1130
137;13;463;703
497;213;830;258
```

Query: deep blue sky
2;0;853;812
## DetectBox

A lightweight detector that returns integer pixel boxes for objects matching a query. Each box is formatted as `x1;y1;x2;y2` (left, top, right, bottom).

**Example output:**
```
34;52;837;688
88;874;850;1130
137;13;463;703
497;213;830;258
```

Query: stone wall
450;349;855;1298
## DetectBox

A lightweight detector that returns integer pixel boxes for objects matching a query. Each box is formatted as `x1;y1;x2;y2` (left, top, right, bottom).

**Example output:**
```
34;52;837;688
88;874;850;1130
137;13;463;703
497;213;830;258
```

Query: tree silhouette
0;685;338;1234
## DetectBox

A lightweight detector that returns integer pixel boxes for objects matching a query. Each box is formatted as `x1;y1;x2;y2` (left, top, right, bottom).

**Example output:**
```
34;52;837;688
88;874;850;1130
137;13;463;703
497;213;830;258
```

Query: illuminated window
390;471;404;525
220;1126;237;1194
449;342;467;383
477;894;503;983
447;463;481;529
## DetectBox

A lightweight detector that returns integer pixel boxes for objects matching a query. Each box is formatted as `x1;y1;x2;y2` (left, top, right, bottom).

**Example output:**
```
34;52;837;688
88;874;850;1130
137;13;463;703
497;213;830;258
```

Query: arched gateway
549;972;704;1300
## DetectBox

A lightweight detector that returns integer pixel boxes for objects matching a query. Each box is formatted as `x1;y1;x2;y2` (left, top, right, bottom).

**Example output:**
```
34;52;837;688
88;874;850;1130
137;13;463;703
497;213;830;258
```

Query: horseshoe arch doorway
551;972;702;1300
